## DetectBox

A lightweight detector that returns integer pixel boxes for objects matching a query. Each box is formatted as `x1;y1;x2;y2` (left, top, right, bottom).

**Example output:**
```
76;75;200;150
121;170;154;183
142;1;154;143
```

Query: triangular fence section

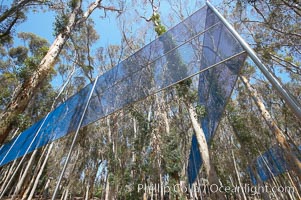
187;5;246;185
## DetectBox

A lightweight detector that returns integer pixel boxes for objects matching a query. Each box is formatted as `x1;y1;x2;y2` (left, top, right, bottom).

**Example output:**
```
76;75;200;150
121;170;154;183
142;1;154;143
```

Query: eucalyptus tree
0;0;55;42
0;0;122;145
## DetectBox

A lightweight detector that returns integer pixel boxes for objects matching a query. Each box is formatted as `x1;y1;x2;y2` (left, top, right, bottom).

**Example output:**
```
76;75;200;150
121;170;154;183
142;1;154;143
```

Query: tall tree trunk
187;104;210;177
231;150;247;200
85;184;90;200
0;159;17;195
21;145;49;200
240;75;301;179
27;143;54;200
155;99;166;200
131;118;137;179
286;172;301;199
226;115;271;200
87;161;102;199
42;178;51;199
104;173;110;200
11;150;38;200
187;103;225;199
63;186;69;200
60;187;66;200
0;0;103;145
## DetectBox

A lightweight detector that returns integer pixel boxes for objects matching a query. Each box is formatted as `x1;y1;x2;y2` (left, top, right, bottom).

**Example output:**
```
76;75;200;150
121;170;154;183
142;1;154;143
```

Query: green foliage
227;103;253;144
131;109;151;138
8;46;28;65
68;0;79;10
19;57;38;77
18;32;49;56
17;45;49;82
176;78;197;101
53;14;69;36
151;13;167;36
284;56;293;63
13;114;31;131
0;72;17;107
154;25;166;36
162;134;181;174
0;7;26;42
195;104;206;118
10;33;50;82
150;12;160;21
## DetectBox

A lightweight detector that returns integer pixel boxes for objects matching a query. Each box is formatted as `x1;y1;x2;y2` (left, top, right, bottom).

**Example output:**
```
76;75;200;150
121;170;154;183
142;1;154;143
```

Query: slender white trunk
107;117;114;152
159;173;163;200
286;172;301;199
63;187;69;200
231;151;247;200
43;178;51;199
131;118;137;178
21;144;49;199
27;143;54;200
0;159;17;194
154;95;168;200
104;174;110;200
85;184;90;200
11;150;38;199
147;105;152;130
60;189;66;200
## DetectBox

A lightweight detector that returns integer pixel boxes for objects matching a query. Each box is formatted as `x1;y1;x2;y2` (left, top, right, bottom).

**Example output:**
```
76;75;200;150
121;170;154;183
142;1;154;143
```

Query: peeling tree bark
187;104;211;177
187;104;225;200
240;75;301;180
0;0;103;145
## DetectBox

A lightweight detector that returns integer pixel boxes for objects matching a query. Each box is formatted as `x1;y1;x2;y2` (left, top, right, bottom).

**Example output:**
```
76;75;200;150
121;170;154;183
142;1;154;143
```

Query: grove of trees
0;0;300;199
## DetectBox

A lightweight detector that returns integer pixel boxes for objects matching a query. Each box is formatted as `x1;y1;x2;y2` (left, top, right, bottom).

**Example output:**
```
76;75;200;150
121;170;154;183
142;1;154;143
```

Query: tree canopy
0;0;300;199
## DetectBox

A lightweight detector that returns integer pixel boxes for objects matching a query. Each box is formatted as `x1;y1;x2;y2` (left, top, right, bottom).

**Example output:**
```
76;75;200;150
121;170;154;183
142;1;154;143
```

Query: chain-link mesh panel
0;6;246;169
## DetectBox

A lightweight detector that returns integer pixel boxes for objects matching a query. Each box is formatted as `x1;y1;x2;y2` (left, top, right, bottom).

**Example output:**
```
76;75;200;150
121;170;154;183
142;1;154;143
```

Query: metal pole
51;76;99;200
206;1;301;120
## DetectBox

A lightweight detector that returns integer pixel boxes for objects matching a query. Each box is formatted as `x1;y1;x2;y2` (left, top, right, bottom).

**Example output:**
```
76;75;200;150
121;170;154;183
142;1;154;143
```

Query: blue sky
10;0;292;87
11;0;211;88
13;0;213;47
14;6;122;48
15;10;55;42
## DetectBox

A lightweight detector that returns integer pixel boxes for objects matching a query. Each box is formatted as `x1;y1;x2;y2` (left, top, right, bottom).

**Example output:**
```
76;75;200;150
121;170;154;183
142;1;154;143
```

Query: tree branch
76;0;103;25
98;5;123;14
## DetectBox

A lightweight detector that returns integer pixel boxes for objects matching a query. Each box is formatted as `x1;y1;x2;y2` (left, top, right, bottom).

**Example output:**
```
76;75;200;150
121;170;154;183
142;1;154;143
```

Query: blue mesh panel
248;145;301;184
187;53;246;184
187;6;247;185
188;135;202;184
0;84;92;165
0;5;246;168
